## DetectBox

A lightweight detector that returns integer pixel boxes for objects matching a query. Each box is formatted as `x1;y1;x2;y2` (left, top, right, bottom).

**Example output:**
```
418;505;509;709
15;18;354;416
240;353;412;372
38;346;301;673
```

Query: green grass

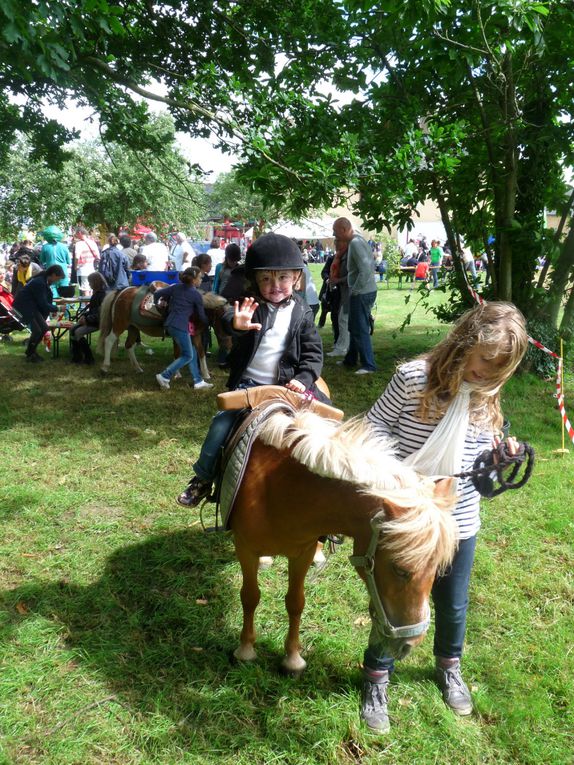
1;278;573;764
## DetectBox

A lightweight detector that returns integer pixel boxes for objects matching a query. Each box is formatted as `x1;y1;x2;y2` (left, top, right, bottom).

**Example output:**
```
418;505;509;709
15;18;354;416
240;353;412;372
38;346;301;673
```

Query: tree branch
80;56;304;182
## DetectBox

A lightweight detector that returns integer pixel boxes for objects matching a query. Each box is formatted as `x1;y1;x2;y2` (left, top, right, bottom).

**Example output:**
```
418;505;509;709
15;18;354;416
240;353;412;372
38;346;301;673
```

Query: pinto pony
97;284;227;376
229;409;458;673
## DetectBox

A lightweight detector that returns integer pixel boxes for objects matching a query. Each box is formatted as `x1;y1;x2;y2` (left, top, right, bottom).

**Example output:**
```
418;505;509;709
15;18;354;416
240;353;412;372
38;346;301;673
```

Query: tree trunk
548;226;574;326
559;283;574;340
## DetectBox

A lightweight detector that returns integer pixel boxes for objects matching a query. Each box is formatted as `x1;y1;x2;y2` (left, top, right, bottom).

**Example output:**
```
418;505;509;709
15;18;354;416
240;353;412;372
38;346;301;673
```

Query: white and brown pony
229;409;458;673
96;284;227;376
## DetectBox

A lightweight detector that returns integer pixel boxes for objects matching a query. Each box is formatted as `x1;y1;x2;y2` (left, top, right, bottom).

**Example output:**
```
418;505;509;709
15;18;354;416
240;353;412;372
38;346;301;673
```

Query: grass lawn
0;276;572;765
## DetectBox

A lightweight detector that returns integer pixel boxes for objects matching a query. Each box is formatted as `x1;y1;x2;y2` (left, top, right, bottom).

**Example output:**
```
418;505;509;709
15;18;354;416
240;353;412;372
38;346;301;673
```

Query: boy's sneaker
156;373;170;390
194;380;213;390
177;477;212;507
435;658;473;715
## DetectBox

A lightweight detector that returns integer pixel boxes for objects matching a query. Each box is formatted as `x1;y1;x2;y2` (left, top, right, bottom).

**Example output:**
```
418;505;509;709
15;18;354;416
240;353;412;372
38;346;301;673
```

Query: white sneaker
156;373;170;390
173;370;182;379
194;380;214;390
326;350;347;357
258;556;274;570
145;348;154;356
355;368;375;375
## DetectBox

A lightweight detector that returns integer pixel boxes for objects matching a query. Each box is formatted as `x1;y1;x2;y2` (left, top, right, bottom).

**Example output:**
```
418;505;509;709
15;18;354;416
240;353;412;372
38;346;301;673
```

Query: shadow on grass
0;528;360;753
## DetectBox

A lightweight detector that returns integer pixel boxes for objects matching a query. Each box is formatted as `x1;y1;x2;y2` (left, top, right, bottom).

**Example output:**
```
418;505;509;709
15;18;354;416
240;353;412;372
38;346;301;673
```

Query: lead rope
454;441;535;498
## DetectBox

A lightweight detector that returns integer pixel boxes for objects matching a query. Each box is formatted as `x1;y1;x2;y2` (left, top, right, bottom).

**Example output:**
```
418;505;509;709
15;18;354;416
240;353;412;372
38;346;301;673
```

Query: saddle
138;284;166;320
214;386;345;530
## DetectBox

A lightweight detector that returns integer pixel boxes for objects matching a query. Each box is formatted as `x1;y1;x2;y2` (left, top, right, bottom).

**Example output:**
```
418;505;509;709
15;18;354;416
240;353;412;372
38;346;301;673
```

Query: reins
454;441;535;498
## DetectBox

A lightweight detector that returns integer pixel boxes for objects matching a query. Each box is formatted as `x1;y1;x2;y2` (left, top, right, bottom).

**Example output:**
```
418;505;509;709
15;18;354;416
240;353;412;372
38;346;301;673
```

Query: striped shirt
366;359;494;539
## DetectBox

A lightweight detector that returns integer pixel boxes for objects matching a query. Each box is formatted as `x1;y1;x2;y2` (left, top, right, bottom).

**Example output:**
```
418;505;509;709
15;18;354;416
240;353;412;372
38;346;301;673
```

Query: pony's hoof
233;645;257;662
280;661;307;678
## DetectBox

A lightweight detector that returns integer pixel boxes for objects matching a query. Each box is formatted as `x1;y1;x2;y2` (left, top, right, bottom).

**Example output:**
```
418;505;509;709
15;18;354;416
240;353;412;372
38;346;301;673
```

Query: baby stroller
0;286;28;342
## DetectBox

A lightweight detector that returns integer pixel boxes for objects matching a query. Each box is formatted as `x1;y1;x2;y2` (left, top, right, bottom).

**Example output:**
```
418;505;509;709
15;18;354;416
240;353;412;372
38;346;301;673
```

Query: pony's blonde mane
258;411;458;571
203;292;227;310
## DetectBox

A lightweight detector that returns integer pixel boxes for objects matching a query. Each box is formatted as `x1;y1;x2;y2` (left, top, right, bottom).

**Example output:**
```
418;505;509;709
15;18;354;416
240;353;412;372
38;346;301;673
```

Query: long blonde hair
417;302;528;431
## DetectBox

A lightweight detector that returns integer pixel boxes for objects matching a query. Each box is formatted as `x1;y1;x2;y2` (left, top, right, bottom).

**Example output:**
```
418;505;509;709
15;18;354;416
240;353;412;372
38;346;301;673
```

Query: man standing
170;232;194;271
74;227;101;295
332;217;377;374
141;232;169;271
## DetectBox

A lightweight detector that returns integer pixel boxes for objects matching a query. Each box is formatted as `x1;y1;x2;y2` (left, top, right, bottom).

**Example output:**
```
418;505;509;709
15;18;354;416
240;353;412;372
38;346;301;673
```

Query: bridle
349;510;431;642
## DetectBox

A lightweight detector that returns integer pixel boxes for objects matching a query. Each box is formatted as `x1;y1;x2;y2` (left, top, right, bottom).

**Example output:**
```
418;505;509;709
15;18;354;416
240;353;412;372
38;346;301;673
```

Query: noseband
349;510;431;641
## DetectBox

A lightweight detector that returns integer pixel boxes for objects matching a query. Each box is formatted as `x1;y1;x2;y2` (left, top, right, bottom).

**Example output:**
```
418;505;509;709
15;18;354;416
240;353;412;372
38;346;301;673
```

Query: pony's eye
392;564;412;581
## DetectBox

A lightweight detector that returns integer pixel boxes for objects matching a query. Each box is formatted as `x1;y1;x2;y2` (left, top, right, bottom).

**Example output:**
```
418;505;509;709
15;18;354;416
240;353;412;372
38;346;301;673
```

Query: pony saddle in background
137;285;166;321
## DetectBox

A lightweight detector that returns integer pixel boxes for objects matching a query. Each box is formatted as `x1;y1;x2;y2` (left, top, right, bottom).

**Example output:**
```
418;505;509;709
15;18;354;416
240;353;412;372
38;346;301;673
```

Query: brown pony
229;410;458;673
97;284;227;376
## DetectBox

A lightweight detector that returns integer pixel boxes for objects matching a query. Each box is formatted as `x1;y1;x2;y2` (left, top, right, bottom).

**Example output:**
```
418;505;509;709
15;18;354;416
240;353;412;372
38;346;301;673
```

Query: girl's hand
285;379;306;394
493;435;519;457
233;297;262;331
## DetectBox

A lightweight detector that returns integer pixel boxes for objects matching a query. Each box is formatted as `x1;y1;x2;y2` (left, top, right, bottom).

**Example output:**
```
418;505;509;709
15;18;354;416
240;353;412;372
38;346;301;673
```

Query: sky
40;99;235;180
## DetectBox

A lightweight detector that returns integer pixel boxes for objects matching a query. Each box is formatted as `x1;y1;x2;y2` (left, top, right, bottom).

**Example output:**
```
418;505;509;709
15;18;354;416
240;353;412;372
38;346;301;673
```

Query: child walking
177;233;325;507
361;301;528;733
155;266;213;390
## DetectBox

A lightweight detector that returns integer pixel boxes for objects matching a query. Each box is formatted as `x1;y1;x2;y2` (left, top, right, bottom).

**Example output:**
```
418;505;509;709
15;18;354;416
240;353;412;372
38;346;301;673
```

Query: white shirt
75;237;100;276
171;241;194;271
142;241;169;271
404;242;418;258
207;246;225;276
244;302;295;384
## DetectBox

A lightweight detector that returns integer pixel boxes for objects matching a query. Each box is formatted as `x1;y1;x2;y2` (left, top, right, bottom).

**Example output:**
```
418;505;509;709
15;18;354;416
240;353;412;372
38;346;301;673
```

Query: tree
0;115;205;239
208;172;281;236
230;1;574;331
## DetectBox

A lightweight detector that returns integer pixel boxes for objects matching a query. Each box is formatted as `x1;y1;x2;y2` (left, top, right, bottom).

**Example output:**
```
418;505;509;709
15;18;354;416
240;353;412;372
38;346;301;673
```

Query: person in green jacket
39;225;71;297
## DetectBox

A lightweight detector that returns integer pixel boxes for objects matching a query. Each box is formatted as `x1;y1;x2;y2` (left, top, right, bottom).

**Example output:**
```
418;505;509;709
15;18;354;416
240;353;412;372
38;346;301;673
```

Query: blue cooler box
131;270;179;285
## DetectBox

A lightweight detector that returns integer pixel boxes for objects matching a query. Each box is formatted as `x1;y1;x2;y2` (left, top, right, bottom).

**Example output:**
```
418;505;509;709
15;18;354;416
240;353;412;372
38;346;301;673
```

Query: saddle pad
130;285;164;327
217;400;296;531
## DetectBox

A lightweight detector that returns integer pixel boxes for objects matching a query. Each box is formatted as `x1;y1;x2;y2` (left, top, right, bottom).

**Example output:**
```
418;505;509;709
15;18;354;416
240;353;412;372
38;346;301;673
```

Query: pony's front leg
233;541;261;662
283;544;316;675
126;326;144;372
101;331;117;373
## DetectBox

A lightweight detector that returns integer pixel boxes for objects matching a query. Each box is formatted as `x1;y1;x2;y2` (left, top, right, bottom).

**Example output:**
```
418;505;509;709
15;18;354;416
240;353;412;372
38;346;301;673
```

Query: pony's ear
433;477;455;498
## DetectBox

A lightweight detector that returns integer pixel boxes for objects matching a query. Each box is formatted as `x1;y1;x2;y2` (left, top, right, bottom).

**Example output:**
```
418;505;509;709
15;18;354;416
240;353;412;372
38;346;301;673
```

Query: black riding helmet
244;233;304;275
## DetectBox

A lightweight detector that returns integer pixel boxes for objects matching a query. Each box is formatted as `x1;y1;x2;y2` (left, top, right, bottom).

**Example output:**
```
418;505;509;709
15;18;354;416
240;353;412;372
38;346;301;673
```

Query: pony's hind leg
282;544;316;675
233;541;261;662
101;331;118;373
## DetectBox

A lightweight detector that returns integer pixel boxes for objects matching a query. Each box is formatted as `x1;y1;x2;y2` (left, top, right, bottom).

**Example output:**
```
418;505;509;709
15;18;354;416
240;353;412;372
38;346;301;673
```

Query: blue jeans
161;327;202;384
344;291;377;371
364;535;477;671
431;265;439;288
193;378;260;482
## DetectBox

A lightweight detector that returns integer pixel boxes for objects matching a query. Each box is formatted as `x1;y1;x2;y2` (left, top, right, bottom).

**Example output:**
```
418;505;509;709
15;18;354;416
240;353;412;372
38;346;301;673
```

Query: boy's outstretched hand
285;379;306;393
233;297;262;331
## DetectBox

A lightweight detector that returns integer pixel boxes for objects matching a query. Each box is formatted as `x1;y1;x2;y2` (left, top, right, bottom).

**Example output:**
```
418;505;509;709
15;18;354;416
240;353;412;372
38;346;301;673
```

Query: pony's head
258;410;458;657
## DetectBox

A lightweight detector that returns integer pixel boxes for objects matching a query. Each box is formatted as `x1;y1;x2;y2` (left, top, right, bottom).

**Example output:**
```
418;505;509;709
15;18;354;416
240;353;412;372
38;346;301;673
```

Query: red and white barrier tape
467;283;574;446
556;357;574;444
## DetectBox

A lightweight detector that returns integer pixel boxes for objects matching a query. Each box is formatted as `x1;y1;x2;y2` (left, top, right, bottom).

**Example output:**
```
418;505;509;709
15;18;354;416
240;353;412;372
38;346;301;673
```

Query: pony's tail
97;291;118;355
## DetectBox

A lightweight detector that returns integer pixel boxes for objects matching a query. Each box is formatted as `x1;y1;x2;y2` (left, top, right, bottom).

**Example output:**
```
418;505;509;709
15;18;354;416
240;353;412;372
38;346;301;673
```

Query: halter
349;511;431;641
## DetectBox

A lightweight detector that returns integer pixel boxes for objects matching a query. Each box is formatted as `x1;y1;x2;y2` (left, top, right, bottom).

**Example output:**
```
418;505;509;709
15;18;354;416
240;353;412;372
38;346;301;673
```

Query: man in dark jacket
13;265;65;362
